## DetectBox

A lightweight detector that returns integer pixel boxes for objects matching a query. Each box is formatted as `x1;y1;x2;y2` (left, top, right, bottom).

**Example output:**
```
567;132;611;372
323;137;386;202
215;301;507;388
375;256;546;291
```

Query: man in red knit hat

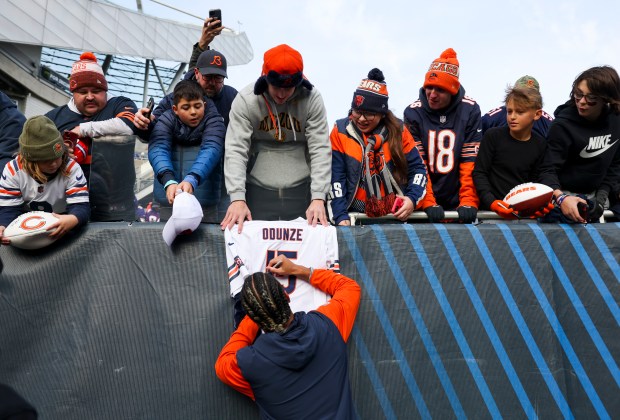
221;44;331;233
46;52;146;141
45;52;148;221
403;48;482;223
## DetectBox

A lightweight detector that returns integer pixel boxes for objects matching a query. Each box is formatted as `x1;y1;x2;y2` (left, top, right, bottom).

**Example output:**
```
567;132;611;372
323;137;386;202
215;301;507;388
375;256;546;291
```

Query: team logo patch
210;55;223;66
38;186;44;193
53;142;63;154
19;215;46;231
354;95;365;108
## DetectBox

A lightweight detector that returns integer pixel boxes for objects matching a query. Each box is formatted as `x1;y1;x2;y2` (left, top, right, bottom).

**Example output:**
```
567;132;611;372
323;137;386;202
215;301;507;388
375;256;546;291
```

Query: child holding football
473;85;552;219
0;115;90;245
148;80;225;222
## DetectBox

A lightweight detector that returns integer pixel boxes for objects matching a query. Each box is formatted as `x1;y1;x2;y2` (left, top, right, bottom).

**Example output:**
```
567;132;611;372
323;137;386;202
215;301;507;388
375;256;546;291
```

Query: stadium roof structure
0;0;253;64
0;0;253;109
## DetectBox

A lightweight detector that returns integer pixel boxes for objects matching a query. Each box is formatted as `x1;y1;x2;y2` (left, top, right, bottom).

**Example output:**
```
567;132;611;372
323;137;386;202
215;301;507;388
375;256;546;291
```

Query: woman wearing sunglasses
327;68;432;225
539;66;620;223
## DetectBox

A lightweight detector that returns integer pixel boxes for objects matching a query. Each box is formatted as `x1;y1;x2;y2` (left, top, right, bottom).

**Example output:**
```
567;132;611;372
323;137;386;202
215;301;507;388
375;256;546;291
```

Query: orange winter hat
423;48;460;96
262;44;304;78
69;52;108;92
254;44;313;94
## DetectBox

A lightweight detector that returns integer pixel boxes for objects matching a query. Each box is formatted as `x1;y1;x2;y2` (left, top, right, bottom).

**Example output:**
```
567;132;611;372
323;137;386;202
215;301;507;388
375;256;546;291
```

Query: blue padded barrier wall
0;222;619;419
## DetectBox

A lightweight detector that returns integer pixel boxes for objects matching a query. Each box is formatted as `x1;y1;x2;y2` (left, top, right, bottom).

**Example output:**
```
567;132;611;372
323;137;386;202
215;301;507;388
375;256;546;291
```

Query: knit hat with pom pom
69;52;108;92
423;48;460;95
351;68;389;114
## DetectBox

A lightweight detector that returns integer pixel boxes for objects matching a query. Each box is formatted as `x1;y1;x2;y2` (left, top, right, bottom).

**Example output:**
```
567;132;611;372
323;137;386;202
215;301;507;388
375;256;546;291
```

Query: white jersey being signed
225;218;340;314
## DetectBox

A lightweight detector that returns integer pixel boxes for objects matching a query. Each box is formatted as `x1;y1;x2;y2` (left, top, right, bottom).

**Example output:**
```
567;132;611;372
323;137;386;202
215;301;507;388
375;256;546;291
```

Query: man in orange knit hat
221;44;331;233
403;48;482;223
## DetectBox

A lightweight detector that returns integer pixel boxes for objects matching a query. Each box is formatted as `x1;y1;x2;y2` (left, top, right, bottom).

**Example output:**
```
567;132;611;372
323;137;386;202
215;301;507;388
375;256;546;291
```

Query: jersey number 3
266;250;298;293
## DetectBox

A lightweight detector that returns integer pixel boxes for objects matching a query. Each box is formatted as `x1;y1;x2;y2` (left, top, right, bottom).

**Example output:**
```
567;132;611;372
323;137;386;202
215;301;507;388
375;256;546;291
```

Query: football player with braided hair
241;272;293;333
216;255;361;419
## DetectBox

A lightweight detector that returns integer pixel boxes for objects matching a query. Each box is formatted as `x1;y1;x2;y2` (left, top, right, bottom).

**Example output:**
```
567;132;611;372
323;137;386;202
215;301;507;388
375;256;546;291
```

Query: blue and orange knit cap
423;48;460;96
254;44;313;94
351;68;389;114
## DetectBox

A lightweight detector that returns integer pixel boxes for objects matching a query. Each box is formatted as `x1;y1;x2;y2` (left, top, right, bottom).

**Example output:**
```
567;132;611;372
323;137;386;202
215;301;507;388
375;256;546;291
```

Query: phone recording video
209;9;222;28
145;97;154;118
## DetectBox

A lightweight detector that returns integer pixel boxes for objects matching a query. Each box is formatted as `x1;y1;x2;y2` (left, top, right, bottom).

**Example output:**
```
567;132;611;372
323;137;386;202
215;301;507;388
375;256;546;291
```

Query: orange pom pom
440;48;458;59
80;52;98;63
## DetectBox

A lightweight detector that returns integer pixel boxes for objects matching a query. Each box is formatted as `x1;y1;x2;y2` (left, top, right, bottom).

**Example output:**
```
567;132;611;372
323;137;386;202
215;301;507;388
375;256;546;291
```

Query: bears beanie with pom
70;52;108;92
351;68;389;114
423;48;460;96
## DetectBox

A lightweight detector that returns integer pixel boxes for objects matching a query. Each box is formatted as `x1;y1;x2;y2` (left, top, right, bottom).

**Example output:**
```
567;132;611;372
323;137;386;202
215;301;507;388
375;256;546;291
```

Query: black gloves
424;205;445;223
424;205;477;223
588;190;608;222
457;206;478;224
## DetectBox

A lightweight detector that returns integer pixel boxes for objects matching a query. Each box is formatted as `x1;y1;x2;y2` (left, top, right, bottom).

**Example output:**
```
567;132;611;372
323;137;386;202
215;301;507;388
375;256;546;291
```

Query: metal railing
348;210;616;225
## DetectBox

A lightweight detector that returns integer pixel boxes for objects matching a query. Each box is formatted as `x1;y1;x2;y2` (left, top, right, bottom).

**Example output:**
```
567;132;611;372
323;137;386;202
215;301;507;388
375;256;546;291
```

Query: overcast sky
108;0;620;125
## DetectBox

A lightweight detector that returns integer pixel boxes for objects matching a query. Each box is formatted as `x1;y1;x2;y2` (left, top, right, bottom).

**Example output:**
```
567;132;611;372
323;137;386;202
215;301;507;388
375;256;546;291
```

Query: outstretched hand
221;201;252;233
306;199;328;227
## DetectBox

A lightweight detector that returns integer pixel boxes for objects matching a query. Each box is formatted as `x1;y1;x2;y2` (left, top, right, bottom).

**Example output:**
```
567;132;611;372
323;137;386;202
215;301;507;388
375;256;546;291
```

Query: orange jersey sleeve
458;161;479;207
311;269;361;342
214;316;260;400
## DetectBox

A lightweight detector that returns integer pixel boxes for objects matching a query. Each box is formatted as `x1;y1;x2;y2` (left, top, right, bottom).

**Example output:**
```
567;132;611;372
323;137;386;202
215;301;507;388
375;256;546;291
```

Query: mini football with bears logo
3;211;60;250
504;182;553;216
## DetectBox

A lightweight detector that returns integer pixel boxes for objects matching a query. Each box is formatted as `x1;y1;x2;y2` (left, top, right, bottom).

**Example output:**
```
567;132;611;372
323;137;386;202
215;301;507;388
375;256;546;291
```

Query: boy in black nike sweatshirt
539;66;620;223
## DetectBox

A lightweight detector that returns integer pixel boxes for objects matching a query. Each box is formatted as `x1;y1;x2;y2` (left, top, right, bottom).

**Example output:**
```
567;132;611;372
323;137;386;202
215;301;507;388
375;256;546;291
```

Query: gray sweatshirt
224;83;331;202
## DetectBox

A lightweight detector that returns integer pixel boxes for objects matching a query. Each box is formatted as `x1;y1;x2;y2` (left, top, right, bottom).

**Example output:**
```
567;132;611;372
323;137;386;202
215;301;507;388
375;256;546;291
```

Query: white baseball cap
162;192;203;246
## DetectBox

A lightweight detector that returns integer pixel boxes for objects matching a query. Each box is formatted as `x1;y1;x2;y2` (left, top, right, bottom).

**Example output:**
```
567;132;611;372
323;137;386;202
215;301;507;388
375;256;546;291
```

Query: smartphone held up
209;9;222;28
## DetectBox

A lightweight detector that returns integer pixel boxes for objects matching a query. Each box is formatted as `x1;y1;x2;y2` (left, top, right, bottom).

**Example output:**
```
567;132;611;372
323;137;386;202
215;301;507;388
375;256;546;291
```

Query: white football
4;211;60;250
504;182;553;216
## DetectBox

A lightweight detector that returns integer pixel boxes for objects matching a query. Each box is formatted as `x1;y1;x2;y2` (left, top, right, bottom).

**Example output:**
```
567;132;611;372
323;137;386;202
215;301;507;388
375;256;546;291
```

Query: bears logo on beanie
352;68;389;114
424;48;460;96
70;52;108;92
19;115;64;162
515;75;540;91
254;44;313;95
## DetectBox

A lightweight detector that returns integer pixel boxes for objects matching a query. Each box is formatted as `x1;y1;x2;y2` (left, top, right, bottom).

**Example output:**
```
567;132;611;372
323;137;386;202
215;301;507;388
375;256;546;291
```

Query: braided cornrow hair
241;272;292;333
